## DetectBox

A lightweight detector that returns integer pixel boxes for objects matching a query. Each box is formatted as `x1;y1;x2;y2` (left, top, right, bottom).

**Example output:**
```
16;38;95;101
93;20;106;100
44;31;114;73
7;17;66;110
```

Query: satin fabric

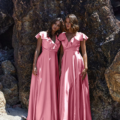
58;32;92;120
27;31;60;120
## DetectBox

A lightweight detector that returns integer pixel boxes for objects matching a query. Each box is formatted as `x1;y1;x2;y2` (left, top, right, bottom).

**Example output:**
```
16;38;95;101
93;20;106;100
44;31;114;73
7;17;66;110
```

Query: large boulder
0;75;19;105
84;0;120;119
0;10;14;35
0;0;14;35
12;0;88;108
1;60;16;76
111;0;120;14
12;0;120;119
105;51;120;102
0;50;14;64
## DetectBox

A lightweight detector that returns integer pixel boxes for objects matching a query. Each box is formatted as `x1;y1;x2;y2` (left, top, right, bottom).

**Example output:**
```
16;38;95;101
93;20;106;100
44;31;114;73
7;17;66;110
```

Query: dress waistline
42;47;57;52
64;47;79;52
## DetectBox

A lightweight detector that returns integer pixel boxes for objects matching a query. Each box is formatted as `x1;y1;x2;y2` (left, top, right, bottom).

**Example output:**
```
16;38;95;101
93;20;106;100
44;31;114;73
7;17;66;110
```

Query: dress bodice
35;31;60;52
58;32;88;52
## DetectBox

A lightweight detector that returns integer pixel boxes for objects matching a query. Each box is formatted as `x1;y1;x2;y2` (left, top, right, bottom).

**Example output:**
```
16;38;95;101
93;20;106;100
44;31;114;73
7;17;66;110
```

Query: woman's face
65;18;71;30
52;21;60;32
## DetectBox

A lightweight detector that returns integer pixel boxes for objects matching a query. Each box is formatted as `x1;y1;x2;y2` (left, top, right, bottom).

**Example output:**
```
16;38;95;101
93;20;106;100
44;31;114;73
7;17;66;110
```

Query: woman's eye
56;24;59;27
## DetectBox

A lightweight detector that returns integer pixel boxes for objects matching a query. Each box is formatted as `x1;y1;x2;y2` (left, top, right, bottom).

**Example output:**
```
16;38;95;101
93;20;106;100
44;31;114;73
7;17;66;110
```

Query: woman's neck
67;29;73;34
52;31;55;36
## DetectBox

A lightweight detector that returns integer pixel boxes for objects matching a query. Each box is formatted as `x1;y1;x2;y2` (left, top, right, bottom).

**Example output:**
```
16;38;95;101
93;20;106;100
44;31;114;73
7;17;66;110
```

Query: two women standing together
26;14;92;120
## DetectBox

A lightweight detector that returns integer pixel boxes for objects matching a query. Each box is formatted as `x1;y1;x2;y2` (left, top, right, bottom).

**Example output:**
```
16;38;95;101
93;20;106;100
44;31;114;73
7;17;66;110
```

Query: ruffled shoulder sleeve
35;31;46;39
80;32;88;41
57;32;66;41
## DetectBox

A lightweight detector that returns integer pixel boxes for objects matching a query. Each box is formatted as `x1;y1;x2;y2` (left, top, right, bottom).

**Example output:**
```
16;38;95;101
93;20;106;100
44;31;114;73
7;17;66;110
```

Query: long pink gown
58;32;92;120
27;31;60;120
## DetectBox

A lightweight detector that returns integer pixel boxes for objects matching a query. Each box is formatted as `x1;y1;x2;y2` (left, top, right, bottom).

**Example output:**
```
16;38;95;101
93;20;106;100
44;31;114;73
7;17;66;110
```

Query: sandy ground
0;106;28;120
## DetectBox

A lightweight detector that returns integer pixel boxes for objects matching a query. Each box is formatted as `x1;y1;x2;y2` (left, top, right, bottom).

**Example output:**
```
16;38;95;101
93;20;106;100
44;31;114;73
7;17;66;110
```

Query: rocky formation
110;0;120;26
1;60;16;76
0;49;14;64
0;0;16;106
105;51;120;120
111;0;120;15
0;75;19;106
2;0;119;119
0;60;18;106
0;11;14;35
12;0;89;108
105;51;120;102
0;0;14;59
0;0;14;35
84;0;120;119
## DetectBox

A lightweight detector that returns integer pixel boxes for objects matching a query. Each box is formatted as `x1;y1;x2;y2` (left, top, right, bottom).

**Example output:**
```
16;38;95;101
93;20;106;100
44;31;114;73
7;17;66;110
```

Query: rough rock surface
12;0;89;108
0;49;14;64
1;60;16;76
111;0;120;14
0;0;14;35
105;51;120;102
0;0;13;15
0;75;19;105
0;10;14;34
84;0;120;119
11;0;120;119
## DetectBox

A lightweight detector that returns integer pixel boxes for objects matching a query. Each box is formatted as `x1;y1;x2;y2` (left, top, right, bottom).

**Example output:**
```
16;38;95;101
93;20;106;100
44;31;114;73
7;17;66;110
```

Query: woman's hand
81;68;88;80
80;38;88;81
32;66;37;75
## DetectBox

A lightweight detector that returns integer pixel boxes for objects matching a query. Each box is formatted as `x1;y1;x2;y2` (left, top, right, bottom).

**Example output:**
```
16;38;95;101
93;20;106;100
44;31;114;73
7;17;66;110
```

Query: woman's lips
53;27;56;30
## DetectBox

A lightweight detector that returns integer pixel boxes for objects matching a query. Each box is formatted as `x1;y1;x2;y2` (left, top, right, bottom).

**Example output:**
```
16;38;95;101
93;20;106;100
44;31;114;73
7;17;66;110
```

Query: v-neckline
64;32;77;43
46;31;57;44
50;35;57;44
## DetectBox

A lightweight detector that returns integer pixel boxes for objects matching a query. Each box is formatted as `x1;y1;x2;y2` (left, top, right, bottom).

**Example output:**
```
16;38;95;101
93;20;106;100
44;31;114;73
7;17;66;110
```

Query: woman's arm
32;36;42;75
80;39;88;80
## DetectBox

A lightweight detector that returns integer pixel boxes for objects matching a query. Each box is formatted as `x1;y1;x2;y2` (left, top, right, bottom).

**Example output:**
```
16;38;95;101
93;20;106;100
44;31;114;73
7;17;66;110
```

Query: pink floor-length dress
58;32;92;120
27;31;60;120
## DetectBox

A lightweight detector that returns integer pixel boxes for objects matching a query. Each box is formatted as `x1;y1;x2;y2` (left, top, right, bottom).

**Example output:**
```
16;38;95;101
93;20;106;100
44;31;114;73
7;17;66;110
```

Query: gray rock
0;0;14;35
11;0;120;119
0;75;19;105
1;60;16;76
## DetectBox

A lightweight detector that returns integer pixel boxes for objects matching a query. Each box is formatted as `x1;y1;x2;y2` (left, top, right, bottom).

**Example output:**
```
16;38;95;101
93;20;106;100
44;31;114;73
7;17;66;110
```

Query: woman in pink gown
58;14;92;120
26;18;63;120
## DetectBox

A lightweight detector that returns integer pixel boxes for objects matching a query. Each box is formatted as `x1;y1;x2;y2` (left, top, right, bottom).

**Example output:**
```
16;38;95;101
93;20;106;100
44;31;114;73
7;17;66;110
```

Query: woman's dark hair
47;18;63;38
64;14;79;33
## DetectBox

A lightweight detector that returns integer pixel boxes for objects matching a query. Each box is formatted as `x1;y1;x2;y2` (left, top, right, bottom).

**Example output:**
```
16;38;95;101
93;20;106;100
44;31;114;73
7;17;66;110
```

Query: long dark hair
47;18;63;38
